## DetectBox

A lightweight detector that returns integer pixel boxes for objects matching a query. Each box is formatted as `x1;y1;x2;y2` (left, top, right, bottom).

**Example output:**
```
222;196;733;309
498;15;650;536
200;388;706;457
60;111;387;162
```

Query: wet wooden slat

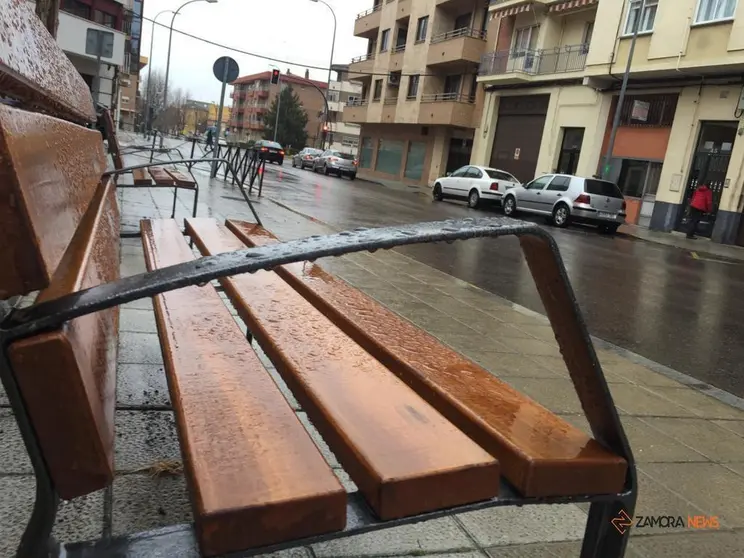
148;167;175;186
9;179;120;500
165;168;197;189
227;220;628;498
140;219;346;556
132;168;152;186
0;0;96;123
0;104;107;298
187;218;500;521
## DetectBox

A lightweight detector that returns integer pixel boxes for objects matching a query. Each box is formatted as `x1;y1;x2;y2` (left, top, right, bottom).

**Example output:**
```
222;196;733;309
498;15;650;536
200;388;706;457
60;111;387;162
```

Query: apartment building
343;0;492;186
327;65;363;154
118;0;145;131
474;0;744;246
229;70;328;147
54;0;127;115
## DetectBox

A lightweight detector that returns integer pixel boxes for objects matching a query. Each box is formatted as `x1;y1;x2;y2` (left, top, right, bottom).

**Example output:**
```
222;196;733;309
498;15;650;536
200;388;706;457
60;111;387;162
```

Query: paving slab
116;363;171;408
118;331;164;365
114;410;180;472
111;474;190;537
120;308;159;334
629;529;744;558
0;408;32;473
642;417;744;462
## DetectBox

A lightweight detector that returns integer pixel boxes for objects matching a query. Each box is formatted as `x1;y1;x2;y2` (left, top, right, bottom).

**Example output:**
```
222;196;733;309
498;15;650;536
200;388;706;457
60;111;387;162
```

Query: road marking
690;251;699;259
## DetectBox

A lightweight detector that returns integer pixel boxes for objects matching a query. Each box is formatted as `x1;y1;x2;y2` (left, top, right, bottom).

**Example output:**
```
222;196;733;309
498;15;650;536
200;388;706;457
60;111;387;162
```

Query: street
255;160;744;398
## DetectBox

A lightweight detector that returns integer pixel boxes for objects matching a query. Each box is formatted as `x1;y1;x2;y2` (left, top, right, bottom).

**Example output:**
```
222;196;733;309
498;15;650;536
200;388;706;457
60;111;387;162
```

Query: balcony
427;28;487;70
343;99;369;124
478;44;589;84
419;93;475;128
354;3;382;38
349;53;376;80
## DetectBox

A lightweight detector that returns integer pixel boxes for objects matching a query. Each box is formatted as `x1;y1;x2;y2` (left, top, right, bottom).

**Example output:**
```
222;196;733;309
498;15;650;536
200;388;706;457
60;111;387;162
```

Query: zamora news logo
611;510;719;534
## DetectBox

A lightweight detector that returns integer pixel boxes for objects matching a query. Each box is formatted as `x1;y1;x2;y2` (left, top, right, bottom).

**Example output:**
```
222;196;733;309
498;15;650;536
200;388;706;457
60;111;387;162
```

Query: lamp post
309;0;336;150
144;9;174;135
602;0;646;179
161;0;218;143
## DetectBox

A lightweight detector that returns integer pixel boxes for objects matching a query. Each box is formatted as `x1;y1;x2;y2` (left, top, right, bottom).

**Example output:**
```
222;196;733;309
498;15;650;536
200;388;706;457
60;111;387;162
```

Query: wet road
258;161;744;398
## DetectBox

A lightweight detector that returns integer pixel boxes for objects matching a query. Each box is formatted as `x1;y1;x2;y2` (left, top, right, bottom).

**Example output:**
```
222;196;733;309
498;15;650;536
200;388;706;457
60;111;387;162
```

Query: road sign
213;56;240;83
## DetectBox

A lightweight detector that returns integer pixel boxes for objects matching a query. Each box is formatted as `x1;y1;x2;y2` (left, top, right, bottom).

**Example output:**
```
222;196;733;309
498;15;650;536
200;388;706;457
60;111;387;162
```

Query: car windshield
584;179;624;199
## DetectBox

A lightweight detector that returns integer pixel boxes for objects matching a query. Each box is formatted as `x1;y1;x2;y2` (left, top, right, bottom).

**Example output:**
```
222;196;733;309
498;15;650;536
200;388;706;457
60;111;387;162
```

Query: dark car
253;140;285;165
292;147;323;170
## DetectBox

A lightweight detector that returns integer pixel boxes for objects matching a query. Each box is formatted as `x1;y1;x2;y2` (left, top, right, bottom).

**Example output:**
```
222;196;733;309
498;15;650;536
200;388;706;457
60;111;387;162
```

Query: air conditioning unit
388;73;400;87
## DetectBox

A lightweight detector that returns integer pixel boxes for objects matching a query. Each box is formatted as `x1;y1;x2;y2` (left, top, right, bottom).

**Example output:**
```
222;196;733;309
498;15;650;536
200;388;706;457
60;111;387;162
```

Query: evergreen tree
262;85;309;148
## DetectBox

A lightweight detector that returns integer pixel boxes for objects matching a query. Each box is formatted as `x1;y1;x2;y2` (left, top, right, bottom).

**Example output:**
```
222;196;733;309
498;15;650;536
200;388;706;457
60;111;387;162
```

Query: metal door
676;152;730;237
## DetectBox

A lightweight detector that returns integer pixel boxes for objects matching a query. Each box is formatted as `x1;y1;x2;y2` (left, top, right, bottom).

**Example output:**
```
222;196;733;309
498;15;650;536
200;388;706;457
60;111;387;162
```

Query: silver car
502;174;627;234
292;147;323;170
312;150;357;179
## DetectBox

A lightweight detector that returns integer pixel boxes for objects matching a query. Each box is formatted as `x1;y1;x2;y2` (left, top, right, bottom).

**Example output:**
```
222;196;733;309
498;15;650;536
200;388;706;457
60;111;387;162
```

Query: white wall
57;11;126;67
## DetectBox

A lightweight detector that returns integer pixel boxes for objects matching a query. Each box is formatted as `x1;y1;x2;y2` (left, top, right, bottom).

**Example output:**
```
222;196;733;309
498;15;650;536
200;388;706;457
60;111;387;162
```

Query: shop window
556;128;584;175
624;0;658;35
359;137;374;168
404;142;426;180
617;160;662;199
376;139;404;175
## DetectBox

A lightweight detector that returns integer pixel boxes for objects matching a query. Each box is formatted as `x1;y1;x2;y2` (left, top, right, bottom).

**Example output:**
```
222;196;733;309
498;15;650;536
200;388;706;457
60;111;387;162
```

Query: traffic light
270;69;280;85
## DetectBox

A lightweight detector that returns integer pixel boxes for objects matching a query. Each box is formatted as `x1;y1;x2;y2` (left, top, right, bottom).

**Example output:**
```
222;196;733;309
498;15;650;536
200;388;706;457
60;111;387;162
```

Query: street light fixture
144;9;174;135
161;0;218;142
309;0;336;150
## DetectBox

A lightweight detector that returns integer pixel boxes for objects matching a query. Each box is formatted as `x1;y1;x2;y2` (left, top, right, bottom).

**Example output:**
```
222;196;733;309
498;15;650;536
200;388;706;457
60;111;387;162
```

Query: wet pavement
245;161;744;399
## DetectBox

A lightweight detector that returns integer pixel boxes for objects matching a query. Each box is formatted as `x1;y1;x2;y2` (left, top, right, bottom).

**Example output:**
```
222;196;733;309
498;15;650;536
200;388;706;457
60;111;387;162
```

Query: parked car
292;147;323;170
312;150;357;179
432;165;521;209
253;140;285;165
502;174;627;234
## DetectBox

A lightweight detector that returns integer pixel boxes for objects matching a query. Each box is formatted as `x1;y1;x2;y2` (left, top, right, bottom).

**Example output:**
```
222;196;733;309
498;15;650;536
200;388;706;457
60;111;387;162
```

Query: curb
264;195;744;413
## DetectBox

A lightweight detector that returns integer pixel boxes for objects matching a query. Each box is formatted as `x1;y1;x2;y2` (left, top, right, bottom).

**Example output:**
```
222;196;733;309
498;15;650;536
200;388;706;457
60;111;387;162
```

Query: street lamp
269;64;282;143
309;0;336;150
144;9;174;135
161;0;218;142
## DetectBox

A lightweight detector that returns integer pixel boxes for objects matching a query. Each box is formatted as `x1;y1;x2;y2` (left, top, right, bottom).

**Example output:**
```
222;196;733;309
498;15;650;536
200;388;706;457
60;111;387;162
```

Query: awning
491;2;534;19
549;0;598;13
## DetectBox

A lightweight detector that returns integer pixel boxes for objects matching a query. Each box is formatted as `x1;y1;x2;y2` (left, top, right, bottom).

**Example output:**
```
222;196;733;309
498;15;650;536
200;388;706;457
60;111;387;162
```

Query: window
94;10;116;28
360;137;374;168
404;142;426;180
396;26;408;49
450;166;470;177
61;0;91;19
380;29;390;52
547;176;571;192
465;167;483;179
373;79;383;101
513;26;539;54
525;176;553;190
617;160;662;198
444;75;462;95
375;139;404;175
581;21;594;53
585;179;624;199
485;169;518;182
695;0;737;23
327;91;340;102
624;0;658;35
454;13;472;31
347;95;359;104
407;75;420;99
415;16;429;42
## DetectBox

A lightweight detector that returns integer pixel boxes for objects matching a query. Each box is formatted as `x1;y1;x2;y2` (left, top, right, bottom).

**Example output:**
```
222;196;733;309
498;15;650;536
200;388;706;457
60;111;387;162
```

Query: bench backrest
0;0;120;500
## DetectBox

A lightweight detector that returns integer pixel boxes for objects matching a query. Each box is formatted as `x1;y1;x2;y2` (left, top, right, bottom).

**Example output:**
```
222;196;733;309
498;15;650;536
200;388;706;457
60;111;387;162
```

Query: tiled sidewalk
1;160;743;557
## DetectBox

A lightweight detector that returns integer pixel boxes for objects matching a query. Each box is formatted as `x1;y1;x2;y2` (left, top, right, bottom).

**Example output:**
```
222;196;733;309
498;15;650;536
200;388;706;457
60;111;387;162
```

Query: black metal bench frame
0;218;637;558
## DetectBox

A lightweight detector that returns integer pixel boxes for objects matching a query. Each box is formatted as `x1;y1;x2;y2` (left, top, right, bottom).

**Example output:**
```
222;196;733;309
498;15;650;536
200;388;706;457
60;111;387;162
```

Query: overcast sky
141;0;369;104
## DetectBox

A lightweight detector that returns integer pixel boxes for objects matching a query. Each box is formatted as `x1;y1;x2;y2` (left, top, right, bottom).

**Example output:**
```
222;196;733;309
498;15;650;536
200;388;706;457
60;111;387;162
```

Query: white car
432;165;521;209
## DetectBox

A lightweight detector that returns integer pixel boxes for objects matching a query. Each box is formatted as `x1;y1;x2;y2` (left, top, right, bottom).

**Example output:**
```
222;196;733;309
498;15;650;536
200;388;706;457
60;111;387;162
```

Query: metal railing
356;3;383;19
383;97;399;105
345;98;369;107
393;43;406;53
420;92;476;103
351;53;376;64
431;27;487;44
479;43;589;76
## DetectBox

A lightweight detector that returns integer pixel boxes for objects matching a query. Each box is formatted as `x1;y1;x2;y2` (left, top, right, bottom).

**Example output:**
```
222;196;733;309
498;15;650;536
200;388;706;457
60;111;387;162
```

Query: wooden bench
0;4;636;558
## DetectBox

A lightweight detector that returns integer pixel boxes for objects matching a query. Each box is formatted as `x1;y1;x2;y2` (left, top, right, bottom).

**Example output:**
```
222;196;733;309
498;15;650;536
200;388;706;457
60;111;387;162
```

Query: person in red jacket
687;184;714;239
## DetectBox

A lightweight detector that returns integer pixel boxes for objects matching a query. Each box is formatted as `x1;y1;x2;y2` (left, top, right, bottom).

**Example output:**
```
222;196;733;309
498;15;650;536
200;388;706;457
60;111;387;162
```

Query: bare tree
141;70;190;134
35;0;59;37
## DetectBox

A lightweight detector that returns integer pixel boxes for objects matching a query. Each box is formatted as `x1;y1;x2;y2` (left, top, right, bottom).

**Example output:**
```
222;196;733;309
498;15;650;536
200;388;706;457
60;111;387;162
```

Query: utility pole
273;76;282;143
602;0;646;179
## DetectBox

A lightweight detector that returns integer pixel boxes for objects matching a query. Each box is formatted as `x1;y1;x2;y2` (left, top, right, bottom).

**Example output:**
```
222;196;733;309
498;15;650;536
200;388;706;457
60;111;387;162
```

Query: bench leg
170;188;178;220
0;349;60;558
192;185;199;219
580;499;634;558
246;330;253;344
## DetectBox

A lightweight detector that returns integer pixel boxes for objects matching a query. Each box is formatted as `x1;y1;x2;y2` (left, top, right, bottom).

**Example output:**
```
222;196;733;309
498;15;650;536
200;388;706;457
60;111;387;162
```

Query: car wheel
552;204;570;228
323;165;330;176
350;174;356;181
433;183;443;201
278;158;284;166
467;189;481;209
599;224;619;235
291;159;296;168
503;195;517;216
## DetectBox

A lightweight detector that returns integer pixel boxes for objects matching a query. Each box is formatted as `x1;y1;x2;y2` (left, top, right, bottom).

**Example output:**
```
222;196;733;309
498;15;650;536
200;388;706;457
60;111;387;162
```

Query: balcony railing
351;53;376;64
421;92;475;103
431;27;487;45
479;43;589;76
383;97;399;105
346;98;369;106
356;3;382;19
393;43;406;54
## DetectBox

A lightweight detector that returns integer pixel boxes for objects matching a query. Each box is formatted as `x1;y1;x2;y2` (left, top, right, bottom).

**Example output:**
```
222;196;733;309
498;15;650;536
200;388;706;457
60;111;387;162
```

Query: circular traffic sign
213;56;240;83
